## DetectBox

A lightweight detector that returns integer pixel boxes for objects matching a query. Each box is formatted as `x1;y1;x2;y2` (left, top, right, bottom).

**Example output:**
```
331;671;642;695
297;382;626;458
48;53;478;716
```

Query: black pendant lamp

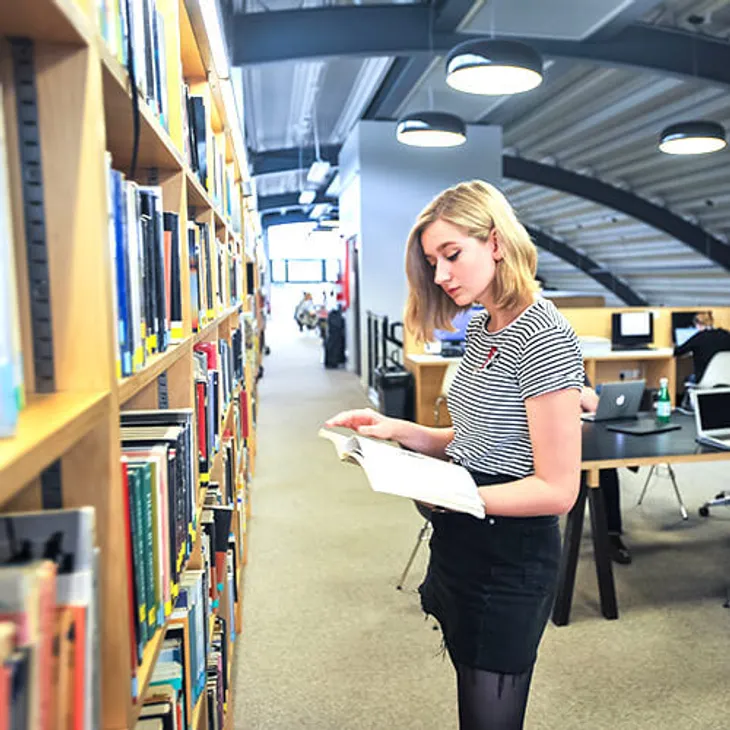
396;111;467;148
659;121;727;155
446;39;543;95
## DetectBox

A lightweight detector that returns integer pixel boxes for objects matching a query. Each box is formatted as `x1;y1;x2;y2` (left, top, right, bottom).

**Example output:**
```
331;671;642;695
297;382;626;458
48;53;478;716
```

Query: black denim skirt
418;472;561;674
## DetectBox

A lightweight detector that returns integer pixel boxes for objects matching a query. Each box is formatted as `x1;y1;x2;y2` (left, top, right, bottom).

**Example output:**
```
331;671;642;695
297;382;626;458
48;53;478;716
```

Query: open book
319;428;485;520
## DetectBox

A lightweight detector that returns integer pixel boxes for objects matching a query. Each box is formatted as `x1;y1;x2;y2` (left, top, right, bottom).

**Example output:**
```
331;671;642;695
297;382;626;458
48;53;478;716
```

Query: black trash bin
375;366;414;421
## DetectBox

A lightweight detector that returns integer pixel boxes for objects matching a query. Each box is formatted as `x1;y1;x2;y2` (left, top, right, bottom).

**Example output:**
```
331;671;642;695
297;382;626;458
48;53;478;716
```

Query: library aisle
234;318;730;730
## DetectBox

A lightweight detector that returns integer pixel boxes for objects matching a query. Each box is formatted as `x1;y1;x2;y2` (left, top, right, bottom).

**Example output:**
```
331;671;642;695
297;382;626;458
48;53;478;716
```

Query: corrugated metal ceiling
235;0;730;305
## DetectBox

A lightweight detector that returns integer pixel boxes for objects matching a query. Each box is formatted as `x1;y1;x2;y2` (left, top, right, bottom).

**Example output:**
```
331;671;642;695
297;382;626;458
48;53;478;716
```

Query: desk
406;349;676;426
583;348;676;405
553;413;729;626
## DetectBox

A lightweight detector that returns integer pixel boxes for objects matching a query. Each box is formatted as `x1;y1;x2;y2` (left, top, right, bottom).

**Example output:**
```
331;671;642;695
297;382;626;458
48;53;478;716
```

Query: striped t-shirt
445;297;584;478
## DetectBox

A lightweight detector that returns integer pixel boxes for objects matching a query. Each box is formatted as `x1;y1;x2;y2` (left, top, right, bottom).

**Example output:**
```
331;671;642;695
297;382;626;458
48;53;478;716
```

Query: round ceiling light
396;111;467;148
659;121;727;155
446;39;543;95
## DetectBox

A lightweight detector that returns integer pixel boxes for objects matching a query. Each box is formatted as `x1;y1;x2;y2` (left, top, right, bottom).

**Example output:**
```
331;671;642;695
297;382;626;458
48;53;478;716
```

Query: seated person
674;311;730;383
580;384;632;565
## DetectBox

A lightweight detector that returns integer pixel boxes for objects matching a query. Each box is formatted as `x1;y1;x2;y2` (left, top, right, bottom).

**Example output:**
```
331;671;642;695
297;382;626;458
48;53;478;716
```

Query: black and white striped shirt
445;298;584;478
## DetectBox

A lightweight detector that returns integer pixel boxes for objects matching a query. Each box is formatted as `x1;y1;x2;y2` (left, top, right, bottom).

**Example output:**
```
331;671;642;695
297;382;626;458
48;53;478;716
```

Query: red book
194;341;218;370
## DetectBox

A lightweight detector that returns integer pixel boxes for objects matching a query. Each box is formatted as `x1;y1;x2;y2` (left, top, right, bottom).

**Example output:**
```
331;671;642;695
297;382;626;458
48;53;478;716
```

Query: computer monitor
611;311;654;350
433;306;483;343
671;311;704;345
674;327;697;347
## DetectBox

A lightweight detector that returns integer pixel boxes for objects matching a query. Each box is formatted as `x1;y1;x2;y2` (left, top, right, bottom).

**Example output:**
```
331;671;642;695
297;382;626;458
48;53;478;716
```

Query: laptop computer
692;387;730;450
581;380;646;422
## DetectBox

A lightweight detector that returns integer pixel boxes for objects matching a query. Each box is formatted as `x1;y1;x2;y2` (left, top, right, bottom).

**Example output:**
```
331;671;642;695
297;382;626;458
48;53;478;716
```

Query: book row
106;157;244;379
97;0;241;228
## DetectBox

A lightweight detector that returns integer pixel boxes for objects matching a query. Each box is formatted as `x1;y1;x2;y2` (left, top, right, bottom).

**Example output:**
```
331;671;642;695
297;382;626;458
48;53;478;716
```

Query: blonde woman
326;181;583;729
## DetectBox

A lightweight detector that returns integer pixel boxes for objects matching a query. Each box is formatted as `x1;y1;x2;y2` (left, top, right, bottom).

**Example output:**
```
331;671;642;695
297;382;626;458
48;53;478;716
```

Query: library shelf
192;691;205;730
118;341;193;405
0;0;91;46
99;43;184;174
117;306;241;405
0;391;110;499
132;623;168;723
186;166;212;209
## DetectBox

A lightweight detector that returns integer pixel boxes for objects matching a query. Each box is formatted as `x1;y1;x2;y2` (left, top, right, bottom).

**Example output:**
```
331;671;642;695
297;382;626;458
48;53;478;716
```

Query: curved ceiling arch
232;7;730;90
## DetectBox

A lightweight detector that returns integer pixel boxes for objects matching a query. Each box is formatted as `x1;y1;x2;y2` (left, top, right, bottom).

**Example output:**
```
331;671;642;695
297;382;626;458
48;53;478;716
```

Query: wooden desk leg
552;475;588;626
587;468;619;620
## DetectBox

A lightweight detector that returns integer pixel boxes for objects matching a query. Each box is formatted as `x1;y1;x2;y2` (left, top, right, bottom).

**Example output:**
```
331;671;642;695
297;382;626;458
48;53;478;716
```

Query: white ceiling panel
463;0;634;40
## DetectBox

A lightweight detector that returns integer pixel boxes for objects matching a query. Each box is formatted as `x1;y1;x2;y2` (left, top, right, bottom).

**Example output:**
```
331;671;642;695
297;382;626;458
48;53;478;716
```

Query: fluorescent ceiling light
659;121;727;155
446;40;543;95
307;160;331;185
299;190;316;205
200;0;230;80
396;112;467;148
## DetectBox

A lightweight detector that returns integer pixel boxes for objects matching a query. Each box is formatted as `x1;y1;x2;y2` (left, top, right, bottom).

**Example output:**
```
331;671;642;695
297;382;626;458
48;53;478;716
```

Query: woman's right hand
325;408;401;441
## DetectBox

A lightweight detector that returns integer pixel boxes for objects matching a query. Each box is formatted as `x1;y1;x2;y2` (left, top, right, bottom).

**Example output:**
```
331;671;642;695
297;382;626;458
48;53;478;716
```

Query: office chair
397;364;460;590
637;464;688;520
642;352;730;520
679;351;730;411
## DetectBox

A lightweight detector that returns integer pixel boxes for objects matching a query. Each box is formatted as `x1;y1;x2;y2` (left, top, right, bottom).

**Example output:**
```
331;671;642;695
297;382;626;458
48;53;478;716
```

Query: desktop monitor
671;311;705;345
433;306;483;344
611;311;654;350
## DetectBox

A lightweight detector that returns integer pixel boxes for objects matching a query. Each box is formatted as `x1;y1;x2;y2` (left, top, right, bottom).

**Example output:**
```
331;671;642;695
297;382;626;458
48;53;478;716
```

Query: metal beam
257;192;334;212
364;56;431;120
260;210;313;229
250;144;341;176
365;0;476;120
232;8;730;87
527;226;648;305
504;156;730;272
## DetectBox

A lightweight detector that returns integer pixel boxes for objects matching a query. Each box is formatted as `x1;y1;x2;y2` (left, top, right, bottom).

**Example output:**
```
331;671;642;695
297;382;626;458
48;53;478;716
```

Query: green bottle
656;377;672;424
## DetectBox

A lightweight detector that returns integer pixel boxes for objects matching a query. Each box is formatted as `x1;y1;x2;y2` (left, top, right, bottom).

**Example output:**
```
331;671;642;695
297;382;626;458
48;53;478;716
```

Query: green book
126;464;148;653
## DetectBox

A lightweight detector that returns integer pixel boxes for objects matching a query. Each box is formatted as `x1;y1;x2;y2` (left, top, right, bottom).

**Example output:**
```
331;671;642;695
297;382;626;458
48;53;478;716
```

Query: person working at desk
327;180;583;730
580;384;632;564
674;311;730;382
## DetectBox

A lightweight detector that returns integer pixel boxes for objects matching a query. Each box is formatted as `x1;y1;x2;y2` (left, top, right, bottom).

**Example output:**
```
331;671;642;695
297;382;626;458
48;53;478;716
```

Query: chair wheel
715;492;726;500
699;505;710;517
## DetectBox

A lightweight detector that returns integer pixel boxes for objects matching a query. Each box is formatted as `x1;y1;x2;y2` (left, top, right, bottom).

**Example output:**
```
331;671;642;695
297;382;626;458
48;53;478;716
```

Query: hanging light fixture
396;112;467;148
395;0;466;149
446;39;543;95
659;121;727;155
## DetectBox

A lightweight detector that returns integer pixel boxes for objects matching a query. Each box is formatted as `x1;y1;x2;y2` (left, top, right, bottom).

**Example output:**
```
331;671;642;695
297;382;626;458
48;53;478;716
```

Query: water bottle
656;377;672;424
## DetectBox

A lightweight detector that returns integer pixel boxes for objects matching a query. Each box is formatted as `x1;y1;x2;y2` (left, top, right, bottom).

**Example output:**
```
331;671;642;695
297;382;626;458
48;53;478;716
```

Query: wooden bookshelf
0;391;110;497
0;0;261;727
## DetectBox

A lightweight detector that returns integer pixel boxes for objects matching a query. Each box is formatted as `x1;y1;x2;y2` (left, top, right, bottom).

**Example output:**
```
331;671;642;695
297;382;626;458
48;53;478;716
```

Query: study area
403;302;730;626
2;0;730;729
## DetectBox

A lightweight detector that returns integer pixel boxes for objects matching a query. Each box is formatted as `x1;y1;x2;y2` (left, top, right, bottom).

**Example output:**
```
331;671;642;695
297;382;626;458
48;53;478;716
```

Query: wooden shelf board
179;0;207;82
0;391;110;500
131;623;168;725
100;46;183;174
192;691;205;730
0;0;91;45
193;305;241;344
186;168;211;209
118;342;191;405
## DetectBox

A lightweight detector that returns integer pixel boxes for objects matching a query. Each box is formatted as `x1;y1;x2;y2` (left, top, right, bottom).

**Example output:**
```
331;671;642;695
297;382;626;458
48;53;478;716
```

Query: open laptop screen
696;389;730;431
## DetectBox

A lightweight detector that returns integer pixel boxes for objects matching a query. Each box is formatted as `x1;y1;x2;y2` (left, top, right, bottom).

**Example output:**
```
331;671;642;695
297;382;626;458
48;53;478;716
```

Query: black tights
455;663;534;730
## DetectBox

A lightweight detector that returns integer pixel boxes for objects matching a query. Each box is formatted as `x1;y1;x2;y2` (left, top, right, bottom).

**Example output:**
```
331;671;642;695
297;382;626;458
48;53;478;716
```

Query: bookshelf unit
0;0;261;728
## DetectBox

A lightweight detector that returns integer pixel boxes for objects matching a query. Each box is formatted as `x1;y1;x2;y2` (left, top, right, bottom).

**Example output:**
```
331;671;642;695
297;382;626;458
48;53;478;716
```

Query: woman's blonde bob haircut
404;180;540;342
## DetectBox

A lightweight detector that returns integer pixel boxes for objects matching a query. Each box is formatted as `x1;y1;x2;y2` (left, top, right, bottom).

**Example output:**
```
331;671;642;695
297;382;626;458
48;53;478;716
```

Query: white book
319;428;485;520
